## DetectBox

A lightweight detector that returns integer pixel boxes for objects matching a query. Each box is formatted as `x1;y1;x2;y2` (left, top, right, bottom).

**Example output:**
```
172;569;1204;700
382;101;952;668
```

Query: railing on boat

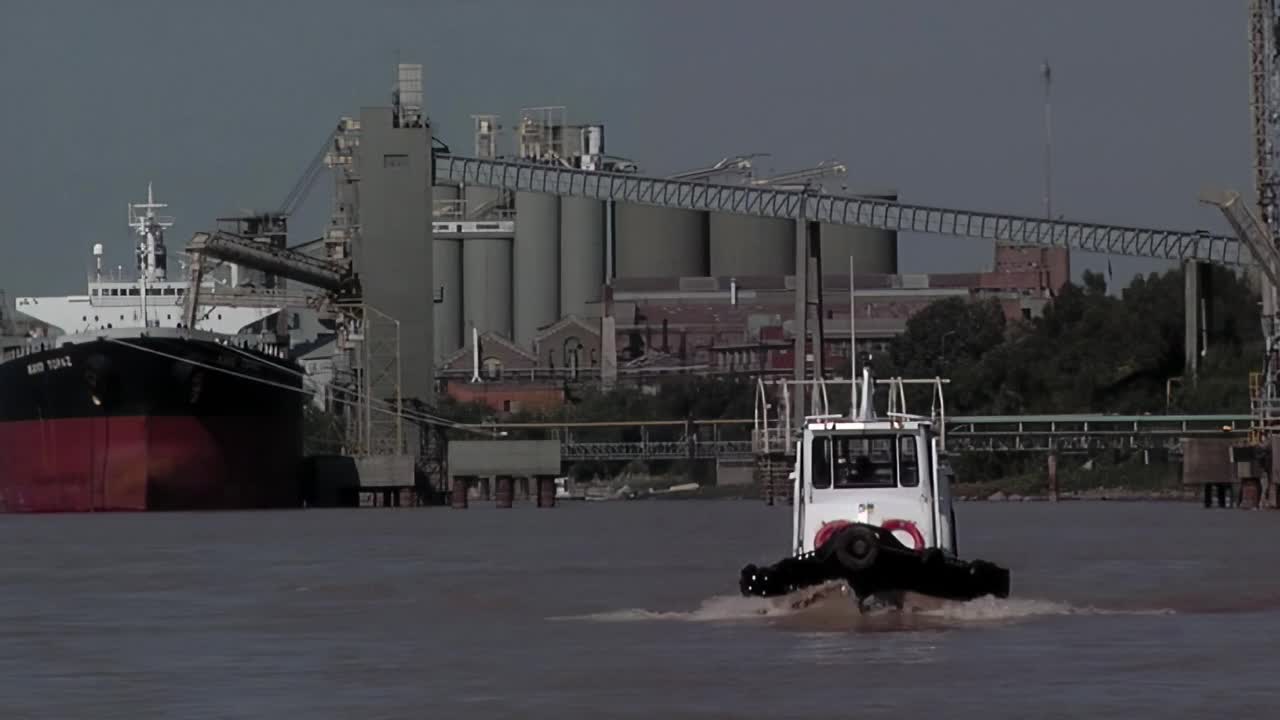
752;375;951;455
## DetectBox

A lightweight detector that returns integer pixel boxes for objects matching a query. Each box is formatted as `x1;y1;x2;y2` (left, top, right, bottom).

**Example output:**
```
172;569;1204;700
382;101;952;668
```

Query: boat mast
127;183;173;328
849;254;857;418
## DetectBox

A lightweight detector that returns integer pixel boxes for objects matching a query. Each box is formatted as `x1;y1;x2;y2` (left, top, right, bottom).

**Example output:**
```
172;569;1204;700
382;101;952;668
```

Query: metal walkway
943;414;1250;453
436;155;1245;266
471;414;1253;462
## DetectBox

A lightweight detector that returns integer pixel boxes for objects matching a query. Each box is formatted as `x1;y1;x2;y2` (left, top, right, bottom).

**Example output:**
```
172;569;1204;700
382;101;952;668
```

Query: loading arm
667;154;766;182
750;159;848;188
181;230;356;327
1198;189;1280;287
185;231;353;293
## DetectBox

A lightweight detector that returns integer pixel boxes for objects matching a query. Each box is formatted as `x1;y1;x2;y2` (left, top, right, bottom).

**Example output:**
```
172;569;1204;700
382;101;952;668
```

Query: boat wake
551;593;803;624
551;582;1176;629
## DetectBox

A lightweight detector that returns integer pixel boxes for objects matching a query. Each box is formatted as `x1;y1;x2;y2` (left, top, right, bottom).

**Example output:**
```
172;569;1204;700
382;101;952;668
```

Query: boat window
810;436;831;489
832;436;897;488
899;436;920;487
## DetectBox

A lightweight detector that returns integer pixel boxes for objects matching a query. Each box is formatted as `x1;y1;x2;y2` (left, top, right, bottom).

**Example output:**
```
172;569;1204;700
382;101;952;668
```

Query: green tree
880;264;1260;416
884;296;1006;412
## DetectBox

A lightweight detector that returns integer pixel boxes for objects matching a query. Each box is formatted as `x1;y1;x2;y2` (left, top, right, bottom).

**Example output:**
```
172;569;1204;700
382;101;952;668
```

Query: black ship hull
0;332;305;512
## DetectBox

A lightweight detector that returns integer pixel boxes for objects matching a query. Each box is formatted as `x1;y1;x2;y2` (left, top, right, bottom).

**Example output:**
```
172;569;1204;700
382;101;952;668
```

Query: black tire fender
835;525;880;571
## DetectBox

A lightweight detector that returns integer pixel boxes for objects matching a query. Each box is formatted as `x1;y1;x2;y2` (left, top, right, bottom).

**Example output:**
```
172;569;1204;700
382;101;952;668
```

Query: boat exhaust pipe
856;364;874;421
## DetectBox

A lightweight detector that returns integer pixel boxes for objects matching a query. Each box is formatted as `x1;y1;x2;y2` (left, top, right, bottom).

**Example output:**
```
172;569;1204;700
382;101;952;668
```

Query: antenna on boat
128;183;173;284
127;183;177;329
849;254;857;419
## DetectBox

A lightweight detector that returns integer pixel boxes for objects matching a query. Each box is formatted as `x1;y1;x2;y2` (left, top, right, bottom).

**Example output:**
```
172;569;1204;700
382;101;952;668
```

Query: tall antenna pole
849;254;857;418
1041;58;1053;222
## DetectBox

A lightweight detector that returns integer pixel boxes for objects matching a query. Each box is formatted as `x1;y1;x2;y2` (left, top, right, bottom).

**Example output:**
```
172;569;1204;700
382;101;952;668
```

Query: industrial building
193;88;1070;423
425;105;1068;413
180;69;1074;429
428;108;929;358
435;263;1062;414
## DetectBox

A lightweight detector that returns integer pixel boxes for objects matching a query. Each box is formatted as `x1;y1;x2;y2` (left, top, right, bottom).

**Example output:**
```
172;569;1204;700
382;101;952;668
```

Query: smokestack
471;326;481;383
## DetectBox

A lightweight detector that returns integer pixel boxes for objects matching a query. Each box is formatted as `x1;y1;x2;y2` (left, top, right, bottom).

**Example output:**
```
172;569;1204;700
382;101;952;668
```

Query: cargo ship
0;187;305;512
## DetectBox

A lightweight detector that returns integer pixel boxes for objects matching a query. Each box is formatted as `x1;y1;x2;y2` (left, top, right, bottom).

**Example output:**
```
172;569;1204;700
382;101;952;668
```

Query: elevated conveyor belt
436;154;1245;266
186;231;353;293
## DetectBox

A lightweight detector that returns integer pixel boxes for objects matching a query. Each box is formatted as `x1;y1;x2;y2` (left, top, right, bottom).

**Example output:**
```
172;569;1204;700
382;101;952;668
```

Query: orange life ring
815;518;925;551
813;520;851;548
881;518;924;550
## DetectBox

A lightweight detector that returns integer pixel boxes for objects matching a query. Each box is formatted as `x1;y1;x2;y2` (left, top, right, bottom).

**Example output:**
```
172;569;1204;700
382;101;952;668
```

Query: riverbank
948;457;1193;502
954;487;1198;503
574;481;1200;503
561;458;1201;503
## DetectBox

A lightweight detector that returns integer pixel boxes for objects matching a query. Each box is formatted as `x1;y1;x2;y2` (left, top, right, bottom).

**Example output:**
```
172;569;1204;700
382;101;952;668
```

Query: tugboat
740;366;1010;610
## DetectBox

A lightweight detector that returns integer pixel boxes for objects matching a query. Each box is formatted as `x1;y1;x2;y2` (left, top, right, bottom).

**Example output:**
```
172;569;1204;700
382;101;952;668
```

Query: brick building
434;253;1066;415
438;316;603;414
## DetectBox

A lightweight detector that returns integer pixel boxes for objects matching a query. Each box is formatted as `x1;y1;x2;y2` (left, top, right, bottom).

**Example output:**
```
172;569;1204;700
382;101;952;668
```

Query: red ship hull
0;334;305;512
0;415;300;512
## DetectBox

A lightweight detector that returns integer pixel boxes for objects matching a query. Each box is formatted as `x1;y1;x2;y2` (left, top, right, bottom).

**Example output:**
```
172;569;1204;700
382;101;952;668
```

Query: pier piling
1047;452;1059;502
495;475;514;508
536;476;556;508
451;476;469;509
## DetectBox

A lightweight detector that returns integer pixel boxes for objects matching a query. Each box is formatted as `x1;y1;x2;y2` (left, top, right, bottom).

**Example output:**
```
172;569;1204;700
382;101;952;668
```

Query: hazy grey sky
0;0;1250;298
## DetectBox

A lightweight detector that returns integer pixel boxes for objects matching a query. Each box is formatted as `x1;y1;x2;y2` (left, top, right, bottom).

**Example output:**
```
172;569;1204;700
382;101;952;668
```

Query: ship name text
27;356;73;375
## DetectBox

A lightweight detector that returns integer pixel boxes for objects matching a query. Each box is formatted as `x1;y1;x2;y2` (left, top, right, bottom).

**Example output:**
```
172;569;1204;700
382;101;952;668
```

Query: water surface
2;500;1277;718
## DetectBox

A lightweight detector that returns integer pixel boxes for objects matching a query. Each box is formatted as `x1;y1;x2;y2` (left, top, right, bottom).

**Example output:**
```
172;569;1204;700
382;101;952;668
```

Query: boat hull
0;334;304;512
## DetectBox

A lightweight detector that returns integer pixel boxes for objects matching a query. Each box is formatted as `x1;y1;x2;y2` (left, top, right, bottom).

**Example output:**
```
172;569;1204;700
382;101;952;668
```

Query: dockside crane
1201;0;1280;448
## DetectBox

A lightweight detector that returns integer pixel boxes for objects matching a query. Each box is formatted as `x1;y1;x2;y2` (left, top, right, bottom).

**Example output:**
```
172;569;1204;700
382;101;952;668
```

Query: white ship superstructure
15;185;277;337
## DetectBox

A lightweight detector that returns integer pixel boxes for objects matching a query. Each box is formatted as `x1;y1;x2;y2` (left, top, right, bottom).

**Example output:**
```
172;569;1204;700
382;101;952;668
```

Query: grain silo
513;191;560;348
614;203;708;278
431;184;465;360
708;213;794;277
559;196;605;317
462;235;513;340
819;191;899;275
433;238;464;361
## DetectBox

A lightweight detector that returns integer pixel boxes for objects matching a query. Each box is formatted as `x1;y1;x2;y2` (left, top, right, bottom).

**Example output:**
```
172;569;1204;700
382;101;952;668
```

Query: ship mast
127;183;173;328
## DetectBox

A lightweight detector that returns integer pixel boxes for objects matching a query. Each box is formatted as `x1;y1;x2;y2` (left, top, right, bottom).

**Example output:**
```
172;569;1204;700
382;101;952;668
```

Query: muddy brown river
1;500;1276;718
